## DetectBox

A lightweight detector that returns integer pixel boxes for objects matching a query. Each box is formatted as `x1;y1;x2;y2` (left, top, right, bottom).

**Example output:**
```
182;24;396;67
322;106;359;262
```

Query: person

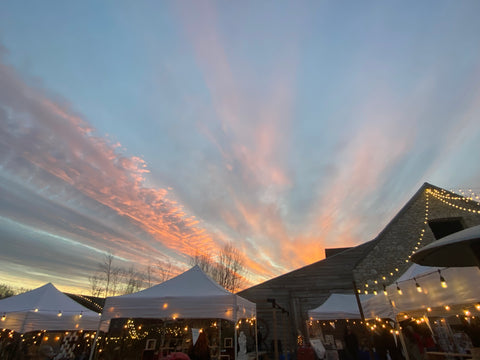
403;326;423;360
344;326;359;360
372;328;388;360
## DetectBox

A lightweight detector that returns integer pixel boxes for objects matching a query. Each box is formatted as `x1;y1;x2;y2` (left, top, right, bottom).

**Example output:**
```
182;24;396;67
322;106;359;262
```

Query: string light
414;278;422;293
430;188;480;213
396;283;403;295
356;187;480;294
358;188;431;293
383;285;388;296
438;270;447;288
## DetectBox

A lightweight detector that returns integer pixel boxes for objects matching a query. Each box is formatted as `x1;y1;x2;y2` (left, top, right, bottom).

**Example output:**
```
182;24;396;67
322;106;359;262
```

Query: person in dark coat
344;326;359;360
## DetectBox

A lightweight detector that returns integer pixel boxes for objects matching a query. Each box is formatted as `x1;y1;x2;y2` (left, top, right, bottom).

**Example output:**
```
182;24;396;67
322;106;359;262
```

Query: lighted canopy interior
308;293;373;320
362;264;480;318
101;265;256;323
0;283;102;333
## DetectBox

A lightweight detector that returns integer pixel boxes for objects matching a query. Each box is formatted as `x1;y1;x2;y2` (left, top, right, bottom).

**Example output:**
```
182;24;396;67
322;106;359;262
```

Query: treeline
0;243;246;300
0;284;30;299
89;242;246;298
89;253;174;298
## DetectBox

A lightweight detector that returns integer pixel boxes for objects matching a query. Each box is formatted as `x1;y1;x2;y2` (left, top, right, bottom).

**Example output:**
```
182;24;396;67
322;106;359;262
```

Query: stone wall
353;183;480;293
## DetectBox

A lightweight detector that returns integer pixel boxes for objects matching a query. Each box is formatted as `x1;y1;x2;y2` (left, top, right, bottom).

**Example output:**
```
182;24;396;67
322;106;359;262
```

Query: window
428;218;464;239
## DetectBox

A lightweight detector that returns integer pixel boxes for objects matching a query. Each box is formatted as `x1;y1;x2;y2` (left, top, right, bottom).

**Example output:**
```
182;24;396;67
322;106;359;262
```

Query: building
238;182;480;356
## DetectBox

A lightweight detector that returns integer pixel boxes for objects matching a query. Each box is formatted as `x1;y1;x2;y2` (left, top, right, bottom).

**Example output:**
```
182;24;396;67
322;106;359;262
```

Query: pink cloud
0;61;221;273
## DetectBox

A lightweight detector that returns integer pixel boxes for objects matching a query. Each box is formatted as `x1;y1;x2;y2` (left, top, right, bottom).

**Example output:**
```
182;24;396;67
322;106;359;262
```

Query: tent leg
88;320;102;360
255;312;259;360
234;294;238;360
219;319;222;359
396;318;409;360
282;312;288;360
272;307;278;360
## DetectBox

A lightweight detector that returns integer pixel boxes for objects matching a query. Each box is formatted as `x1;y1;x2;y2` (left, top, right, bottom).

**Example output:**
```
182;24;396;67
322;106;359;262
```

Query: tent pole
396;315;409;360
219;319;222;359
272;307;278;360
352;281;374;360
282;311;288;360
88;319;102;360
234;295;238;360
255;310;259;360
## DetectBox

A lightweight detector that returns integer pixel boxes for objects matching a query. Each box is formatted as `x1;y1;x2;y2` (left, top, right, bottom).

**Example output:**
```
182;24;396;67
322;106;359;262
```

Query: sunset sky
1;1;480;294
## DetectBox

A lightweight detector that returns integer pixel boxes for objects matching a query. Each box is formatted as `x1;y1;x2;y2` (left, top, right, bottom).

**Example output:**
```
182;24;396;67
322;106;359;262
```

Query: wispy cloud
0;60;221;286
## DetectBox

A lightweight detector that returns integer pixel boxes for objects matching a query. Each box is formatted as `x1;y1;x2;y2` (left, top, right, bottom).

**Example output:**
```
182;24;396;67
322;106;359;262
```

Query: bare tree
99;253;114;298
215;242;245;292
190;250;214;275
190;243;246;292
0;284;15;299
156;260;173;283
109;266;123;296
89;253;150;297
146;264;153;287
88;274;103;297
122;266;144;294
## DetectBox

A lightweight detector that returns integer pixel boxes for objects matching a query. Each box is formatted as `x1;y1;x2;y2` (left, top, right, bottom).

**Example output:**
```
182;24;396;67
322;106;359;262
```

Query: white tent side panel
103;295;255;321
1;311;104;333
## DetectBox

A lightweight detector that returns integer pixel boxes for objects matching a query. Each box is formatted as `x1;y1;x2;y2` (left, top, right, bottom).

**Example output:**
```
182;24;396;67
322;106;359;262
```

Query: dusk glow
1;1;480;293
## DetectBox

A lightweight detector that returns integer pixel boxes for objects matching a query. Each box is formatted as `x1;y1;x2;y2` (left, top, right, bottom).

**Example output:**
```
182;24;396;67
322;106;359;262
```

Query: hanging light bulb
1;313;6;321
396;283;403;295
57;311;62;317
383;285;388;296
373;290;378;296
438;270;447;288
415;278;422;293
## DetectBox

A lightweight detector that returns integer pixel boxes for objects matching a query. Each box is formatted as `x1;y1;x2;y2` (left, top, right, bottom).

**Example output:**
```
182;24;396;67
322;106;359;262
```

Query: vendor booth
306;294;380;360
0;282;102;333
362;264;480;359
93;265;257;360
0;282;103;359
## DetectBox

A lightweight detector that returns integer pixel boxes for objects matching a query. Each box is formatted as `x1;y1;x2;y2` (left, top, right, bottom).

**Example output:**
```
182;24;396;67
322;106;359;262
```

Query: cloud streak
0;60;222;288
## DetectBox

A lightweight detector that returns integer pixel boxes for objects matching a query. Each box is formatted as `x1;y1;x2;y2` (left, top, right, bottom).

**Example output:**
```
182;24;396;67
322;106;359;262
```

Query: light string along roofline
358;187;480;295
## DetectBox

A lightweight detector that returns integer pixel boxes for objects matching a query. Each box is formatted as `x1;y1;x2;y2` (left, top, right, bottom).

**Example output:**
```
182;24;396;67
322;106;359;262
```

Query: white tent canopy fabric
308;294;373;320
363;264;480;318
101;265;256;322
0;283;102;333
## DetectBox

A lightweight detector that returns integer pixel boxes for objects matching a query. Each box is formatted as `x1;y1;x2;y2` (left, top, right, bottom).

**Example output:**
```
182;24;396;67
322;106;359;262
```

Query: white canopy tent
93;266;257;360
0;283;103;333
308;294;373;320
101;265;256;322
362;264;480;319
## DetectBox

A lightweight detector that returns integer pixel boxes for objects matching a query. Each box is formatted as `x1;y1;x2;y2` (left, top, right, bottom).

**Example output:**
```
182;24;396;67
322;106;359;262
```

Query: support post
352;281;374;360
